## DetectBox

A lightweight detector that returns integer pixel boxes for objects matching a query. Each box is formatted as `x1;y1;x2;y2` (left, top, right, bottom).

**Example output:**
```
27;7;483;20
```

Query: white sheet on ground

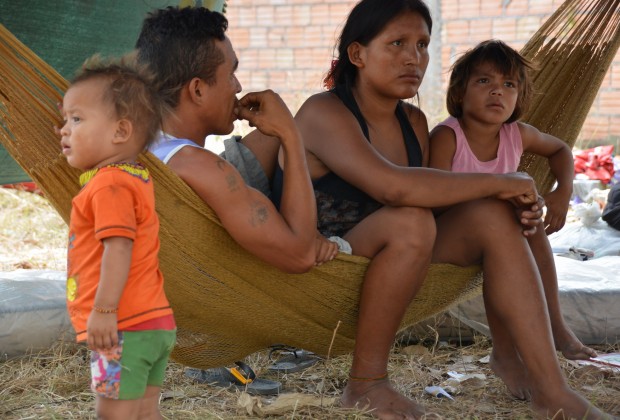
450;256;620;344
0;270;74;358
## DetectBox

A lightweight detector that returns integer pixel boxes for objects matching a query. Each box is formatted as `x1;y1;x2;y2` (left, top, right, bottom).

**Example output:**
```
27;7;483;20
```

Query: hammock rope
518;0;620;192
1;0;619;368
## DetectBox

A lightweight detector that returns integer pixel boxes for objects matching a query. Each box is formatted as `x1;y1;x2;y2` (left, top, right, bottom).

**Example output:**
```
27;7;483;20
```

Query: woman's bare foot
531;385;610;420
342;378;427;419
554;327;597;360
490;349;530;400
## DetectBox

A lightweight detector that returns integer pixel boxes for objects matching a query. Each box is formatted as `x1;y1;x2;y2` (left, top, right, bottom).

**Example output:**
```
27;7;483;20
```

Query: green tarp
0;145;29;184
0;0;225;183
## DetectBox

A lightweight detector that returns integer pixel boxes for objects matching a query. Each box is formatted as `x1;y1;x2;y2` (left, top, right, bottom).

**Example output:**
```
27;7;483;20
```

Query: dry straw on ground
1;189;619;419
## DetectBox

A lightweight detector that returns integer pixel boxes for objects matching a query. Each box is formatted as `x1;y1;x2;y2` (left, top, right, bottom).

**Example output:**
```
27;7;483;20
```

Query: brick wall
226;0;357;117
226;0;620;146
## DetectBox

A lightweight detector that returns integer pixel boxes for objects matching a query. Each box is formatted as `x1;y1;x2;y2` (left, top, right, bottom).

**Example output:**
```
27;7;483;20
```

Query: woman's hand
495;172;539;207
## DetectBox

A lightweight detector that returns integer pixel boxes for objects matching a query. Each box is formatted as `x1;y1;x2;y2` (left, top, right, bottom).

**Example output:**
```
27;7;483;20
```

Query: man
135;6;334;391
136;7;337;271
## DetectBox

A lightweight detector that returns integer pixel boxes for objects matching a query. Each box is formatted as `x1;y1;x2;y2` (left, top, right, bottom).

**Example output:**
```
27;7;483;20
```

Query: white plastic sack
549;203;620;258
0;270;74;359
450;256;620;344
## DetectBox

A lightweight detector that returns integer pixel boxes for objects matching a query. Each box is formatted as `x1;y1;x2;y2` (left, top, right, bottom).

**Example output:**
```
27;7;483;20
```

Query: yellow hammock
1;0;619;369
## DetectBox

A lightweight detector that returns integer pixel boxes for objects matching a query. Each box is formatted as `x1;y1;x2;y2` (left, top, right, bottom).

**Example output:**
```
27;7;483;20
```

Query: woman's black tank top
272;83;423;237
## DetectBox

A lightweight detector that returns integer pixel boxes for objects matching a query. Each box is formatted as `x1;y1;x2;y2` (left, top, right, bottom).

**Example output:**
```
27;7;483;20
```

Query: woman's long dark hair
324;0;432;90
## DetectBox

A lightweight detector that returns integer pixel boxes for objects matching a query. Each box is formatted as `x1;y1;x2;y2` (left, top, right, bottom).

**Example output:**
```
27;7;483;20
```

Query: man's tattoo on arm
226;173;240;191
216;157;240;192
249;201;269;226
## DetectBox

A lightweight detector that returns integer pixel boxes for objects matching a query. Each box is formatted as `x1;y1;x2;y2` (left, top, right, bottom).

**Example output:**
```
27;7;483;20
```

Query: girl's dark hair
446;39;535;123
135;6;228;109
324;0;432;90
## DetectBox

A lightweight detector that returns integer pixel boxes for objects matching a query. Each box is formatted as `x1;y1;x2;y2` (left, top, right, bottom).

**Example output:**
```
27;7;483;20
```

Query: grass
0;187;67;271
0;188;619;419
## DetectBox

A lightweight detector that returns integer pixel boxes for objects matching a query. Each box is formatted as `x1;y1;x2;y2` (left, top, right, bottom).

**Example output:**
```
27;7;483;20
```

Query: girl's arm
428;125;458;214
519;122;574;233
298;93;538;209
428;125;457;171
87;236;133;351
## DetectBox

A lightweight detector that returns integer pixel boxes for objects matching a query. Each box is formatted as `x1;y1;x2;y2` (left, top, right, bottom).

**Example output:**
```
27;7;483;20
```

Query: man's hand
235;90;297;141
314;233;339;266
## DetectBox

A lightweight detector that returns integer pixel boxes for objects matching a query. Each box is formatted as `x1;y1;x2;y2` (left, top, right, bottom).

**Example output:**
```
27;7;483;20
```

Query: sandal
267;345;321;374
185;361;282;395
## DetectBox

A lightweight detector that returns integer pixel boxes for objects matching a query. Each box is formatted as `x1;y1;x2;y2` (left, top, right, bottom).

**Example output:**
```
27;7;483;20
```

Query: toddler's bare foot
342;378;427;419
554;327;597;360
531;385;610;420
490;349;530;400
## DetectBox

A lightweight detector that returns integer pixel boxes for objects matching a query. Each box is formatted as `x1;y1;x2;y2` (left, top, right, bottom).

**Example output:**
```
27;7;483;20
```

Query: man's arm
170;91;318;273
239;99;338;265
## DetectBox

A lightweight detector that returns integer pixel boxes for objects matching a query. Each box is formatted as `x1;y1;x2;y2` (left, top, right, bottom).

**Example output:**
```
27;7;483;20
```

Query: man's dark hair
135;6;228;108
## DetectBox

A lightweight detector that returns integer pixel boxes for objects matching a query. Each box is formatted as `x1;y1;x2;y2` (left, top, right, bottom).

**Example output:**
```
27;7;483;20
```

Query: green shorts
90;329;176;400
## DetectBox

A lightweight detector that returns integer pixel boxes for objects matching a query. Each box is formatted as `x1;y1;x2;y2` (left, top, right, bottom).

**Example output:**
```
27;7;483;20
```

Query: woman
273;0;608;418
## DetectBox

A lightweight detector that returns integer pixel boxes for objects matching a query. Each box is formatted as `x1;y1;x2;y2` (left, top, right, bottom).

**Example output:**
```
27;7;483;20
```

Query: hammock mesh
1;0;619;368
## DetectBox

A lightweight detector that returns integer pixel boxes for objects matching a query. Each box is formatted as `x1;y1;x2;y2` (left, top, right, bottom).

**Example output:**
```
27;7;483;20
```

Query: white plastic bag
549;203;620;257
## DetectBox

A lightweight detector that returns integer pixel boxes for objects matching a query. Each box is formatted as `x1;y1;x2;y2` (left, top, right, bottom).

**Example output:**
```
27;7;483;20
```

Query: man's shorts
90;329;176;400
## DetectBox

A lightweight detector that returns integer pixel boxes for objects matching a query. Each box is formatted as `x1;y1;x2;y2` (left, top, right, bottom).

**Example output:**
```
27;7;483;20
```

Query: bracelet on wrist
92;306;118;314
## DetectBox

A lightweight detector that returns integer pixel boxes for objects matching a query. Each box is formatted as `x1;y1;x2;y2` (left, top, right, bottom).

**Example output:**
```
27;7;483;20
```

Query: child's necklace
79;162;149;187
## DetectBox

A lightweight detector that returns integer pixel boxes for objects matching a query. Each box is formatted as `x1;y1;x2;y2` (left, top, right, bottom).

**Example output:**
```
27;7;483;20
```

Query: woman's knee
383;206;436;250
433;199;525;265
345;206;435;258
477;199;522;235
451;199;520;235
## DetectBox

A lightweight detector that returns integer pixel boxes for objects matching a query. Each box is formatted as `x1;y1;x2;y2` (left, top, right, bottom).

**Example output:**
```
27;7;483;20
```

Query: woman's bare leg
528;228;597;360
433;199;606;419
483;292;531;400
342;206;436;420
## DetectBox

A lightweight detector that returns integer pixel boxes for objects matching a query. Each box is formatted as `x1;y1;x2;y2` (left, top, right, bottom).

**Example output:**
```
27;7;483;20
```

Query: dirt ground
1;188;619;419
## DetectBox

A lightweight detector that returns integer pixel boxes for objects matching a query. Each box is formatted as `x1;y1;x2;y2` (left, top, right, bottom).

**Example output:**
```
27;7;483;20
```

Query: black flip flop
185;361;282;395
268;346;321;374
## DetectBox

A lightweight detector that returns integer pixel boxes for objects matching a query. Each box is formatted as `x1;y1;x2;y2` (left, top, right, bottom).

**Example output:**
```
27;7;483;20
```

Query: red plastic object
573;145;615;184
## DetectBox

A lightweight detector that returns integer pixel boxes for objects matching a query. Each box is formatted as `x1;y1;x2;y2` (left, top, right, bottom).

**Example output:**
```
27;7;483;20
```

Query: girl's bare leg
342;206;436;420
528;228;597;360
433;199;606;419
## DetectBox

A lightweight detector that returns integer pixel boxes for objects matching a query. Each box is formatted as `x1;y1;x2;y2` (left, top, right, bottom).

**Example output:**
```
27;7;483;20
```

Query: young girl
272;1;608;418
60;55;175;419
429;39;596;362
